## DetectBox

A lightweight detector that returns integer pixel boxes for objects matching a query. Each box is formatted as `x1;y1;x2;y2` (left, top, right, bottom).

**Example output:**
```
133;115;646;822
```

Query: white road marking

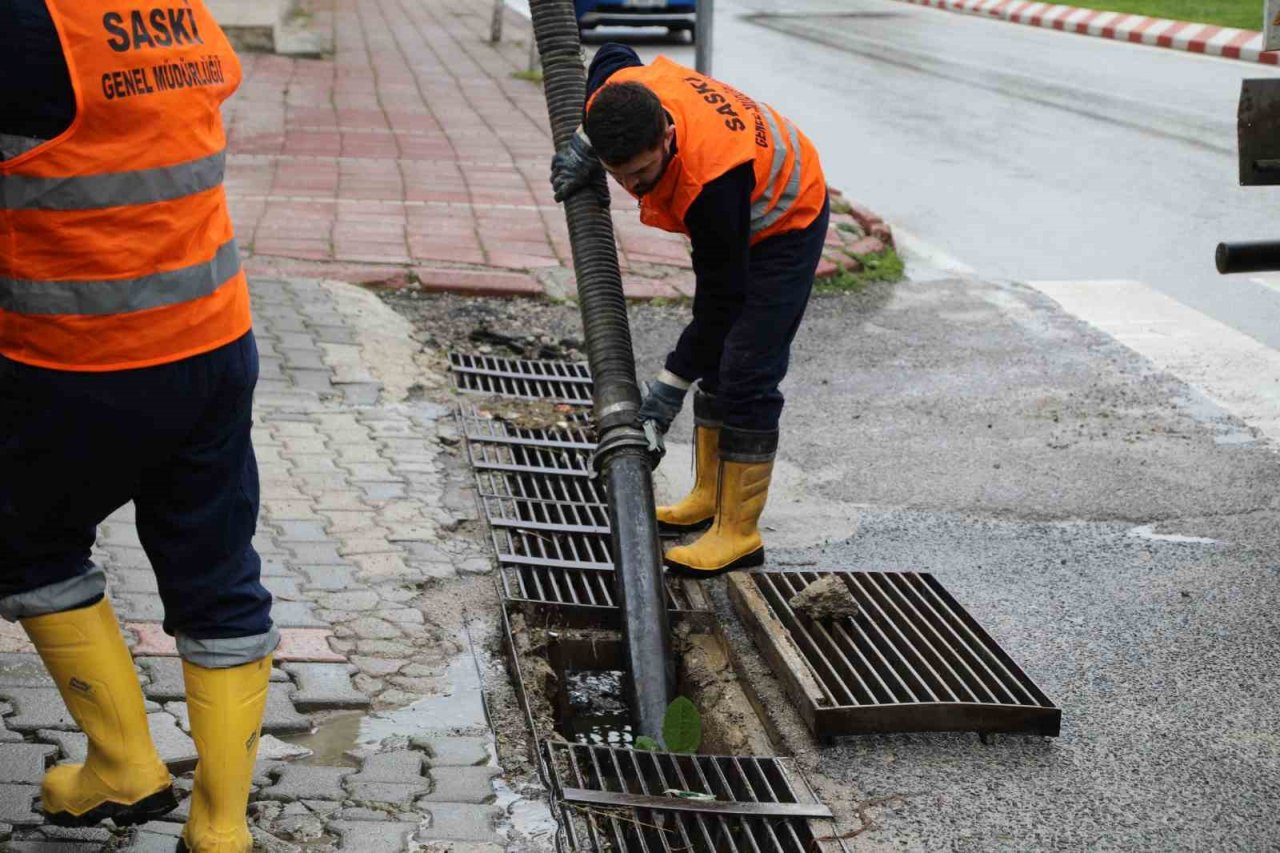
893;226;976;278
1127;524;1218;545
1029;279;1280;446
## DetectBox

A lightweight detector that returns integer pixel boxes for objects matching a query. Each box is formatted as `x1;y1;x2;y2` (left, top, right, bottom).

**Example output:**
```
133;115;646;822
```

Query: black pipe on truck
1216;240;1280;274
527;0;675;740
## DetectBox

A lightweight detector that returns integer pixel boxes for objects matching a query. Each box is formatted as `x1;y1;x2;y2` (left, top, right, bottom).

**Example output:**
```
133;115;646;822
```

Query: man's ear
664;121;676;148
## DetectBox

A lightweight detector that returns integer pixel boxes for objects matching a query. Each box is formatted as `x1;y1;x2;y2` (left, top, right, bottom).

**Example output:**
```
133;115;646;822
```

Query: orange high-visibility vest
588;57;826;245
0;0;249;372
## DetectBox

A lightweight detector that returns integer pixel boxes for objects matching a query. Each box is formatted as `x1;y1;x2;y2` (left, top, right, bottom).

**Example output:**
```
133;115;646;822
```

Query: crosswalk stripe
1029;279;1280;445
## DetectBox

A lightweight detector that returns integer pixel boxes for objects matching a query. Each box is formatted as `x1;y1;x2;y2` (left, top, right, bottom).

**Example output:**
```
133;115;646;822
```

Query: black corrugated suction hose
528;0;675;740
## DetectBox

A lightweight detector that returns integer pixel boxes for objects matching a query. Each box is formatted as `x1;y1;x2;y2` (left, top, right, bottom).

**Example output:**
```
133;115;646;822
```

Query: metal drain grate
449;353;593;405
468;441;592;477
493;527;613;569
475;469;609;507
547;742;840;853
500;565;712;624
729;571;1060;741
484;495;611;534
460;405;596;450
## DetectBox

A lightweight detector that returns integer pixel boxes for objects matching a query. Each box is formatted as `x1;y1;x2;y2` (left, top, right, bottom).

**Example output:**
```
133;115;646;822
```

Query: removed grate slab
547;741;846;852
449;353;592;405
728;570;1060;741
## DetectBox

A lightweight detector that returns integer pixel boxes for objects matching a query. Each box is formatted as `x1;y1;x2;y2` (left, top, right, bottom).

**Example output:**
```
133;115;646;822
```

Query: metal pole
695;0;713;75
527;0;676;741
490;0;504;43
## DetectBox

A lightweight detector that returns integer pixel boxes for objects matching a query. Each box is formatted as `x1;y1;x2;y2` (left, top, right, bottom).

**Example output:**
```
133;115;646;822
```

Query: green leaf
662;696;702;754
633;735;661;751
663;789;716;801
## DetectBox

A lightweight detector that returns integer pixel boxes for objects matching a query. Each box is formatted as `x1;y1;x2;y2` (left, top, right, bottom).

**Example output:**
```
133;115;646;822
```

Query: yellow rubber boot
665;426;777;577
656;424;720;533
20;598;176;827
178;655;272;853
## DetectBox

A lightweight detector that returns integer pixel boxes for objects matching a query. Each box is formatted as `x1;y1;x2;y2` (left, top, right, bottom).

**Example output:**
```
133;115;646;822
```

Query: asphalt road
571;0;1280;349
633;278;1280;851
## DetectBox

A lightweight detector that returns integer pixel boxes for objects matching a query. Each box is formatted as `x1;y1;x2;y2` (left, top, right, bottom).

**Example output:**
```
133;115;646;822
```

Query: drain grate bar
468;441;592;478
483;495;611;534
449;353;593;404
499;565;712;622
492;527;614;570
549;742;835;852
460;406;596;450
729;571;1060;740
474;469;609;507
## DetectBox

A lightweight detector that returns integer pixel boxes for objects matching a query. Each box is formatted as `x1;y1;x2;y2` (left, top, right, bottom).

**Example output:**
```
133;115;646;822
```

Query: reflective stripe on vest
0;150;225;211
749;108;803;236
0;238;240;316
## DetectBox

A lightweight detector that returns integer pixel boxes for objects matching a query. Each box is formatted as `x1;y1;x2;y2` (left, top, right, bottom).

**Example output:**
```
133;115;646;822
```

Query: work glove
637;378;689;436
550;129;608;207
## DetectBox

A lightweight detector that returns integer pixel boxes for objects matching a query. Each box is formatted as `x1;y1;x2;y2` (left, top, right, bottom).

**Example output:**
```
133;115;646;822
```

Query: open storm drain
546;742;840;852
449;352;593;404
729;570;1061;741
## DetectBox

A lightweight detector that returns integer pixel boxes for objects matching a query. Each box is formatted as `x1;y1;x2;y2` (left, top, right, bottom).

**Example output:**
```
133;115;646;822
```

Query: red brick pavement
223;0;697;299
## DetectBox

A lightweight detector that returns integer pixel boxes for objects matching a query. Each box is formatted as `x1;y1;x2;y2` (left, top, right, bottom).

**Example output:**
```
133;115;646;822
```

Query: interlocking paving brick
317;590;380;612
257;734;313;762
123;821;185;853
0;688;74;731
258;765;351;802
0;784;41;825
412;736;490;768
345;781;426;806
417;767;500;805
347;750;424;784
116;594;166;621
35;730;86;764
262;683;313;735
270;601;325;628
4;841;104;852
284;663;369;712
262;576;303;601
285;543;348;565
37;824;112;843
128;627;344;663
0;744;55;783
148;712;198;773
138;657;186;702
125;623;176;657
113;570;159;594
413;802;503;842
327;820;415;852
276;520;331;542
275;629;346;663
0;656;54;690
298;565;357;590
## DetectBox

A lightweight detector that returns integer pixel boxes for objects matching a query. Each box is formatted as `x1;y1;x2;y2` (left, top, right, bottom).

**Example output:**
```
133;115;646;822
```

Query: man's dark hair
585;82;665;167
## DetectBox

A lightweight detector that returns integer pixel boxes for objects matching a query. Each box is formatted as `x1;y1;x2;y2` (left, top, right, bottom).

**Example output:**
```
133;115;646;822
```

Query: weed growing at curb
511;69;544;84
815;247;905;294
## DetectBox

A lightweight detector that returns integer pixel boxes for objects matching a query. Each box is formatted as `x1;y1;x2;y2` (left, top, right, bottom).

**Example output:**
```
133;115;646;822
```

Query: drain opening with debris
449;353;1059;850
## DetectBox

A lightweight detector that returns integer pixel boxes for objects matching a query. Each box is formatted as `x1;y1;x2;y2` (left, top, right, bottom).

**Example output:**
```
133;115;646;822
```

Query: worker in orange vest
1;2;273;850
551;45;829;577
